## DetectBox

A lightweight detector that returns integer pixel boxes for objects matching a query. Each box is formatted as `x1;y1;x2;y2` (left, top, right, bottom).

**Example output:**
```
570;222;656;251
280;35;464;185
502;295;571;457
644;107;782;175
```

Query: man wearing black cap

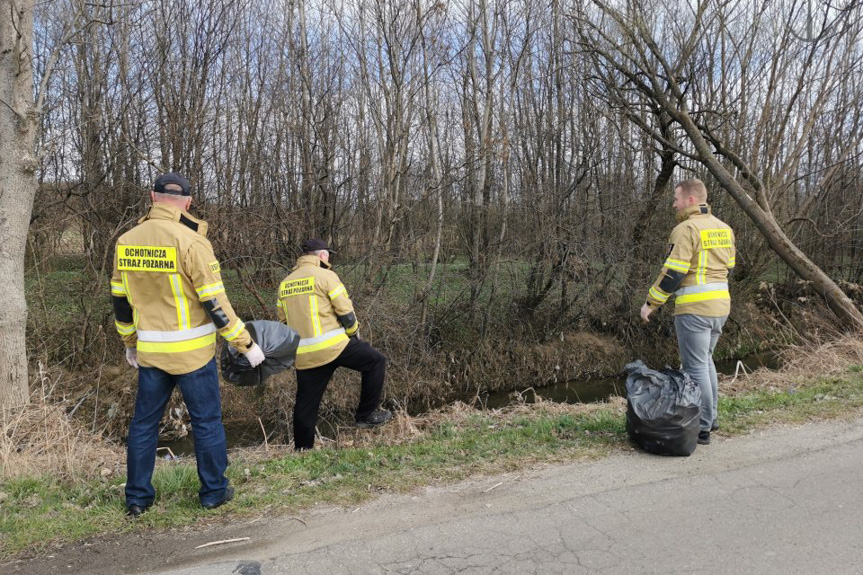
110;172;265;516
277;239;391;450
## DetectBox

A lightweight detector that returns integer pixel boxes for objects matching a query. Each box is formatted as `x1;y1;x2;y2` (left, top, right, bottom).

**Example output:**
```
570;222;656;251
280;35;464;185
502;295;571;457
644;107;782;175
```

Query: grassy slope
3;364;863;559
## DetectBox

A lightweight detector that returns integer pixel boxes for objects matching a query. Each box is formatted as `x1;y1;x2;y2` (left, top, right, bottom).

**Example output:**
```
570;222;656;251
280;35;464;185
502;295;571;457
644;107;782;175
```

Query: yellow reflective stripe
221;319;246;342
727;257;736;268
310;296;321;336
121;272;133;305
195;281;225;299
328;285;347;300
676;290;730;304
664;259;691;273
296;332;349;354
345;322;358;335
115;321;136;335
111;281;126;296
137;332;217;353
648;287;669;303
169;274;191;330
695;250;707;284
281;300;290;324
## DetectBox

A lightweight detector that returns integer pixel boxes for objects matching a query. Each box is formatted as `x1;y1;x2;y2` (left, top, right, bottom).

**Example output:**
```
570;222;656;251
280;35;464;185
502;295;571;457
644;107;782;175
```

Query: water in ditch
158;352;779;456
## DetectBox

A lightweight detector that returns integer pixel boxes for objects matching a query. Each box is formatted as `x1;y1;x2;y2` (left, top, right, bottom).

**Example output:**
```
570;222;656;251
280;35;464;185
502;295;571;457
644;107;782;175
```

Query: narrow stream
158;352;779;457
476;352;779;409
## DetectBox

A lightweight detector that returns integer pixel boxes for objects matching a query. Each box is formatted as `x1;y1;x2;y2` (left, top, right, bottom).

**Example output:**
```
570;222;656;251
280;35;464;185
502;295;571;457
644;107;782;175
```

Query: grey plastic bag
220;320;300;386
624;360;701;456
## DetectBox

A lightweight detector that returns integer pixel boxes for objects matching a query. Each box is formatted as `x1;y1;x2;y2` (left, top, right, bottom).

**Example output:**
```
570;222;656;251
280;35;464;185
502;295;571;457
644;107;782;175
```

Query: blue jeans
675;314;728;432
125;358;229;507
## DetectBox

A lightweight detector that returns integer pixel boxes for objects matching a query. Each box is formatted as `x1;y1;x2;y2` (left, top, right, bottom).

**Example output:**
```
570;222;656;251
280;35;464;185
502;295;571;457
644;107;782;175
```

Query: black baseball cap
301;238;335;253
153;173;191;196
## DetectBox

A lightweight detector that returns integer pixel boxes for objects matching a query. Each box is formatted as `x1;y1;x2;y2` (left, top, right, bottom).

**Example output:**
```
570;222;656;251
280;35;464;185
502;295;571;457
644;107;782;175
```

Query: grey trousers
675;313;728;431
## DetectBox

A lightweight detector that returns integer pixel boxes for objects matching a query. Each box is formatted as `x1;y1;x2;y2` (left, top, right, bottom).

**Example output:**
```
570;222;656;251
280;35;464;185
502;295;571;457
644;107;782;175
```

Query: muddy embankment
17;280;854;460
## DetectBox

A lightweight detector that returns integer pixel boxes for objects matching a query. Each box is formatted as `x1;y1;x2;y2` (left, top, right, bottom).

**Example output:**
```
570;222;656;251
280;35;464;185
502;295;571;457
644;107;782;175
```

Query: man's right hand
243;342;266;368
640;303;654;323
125;347;139;368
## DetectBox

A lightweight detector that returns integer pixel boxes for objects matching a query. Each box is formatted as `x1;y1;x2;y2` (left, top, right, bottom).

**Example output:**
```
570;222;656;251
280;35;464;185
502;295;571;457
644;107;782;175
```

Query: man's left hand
640;303;654;323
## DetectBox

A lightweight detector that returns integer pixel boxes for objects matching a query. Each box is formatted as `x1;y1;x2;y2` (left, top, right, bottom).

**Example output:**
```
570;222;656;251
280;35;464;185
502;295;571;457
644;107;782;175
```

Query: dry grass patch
723;335;863;395
1;399;123;482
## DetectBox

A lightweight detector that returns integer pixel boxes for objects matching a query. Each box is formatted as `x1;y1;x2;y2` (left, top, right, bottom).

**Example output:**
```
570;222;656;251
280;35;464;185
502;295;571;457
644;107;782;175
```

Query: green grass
4;366;863;559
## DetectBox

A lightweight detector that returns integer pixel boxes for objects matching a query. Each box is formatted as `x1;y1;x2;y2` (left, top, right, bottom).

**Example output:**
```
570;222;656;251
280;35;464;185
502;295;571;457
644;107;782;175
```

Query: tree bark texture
0;0;37;410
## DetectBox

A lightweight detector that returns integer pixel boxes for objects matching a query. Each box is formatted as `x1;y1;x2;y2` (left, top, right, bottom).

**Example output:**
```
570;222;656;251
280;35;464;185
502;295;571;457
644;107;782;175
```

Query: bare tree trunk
685;121;863;329
417;0;445;334
0;0;37;410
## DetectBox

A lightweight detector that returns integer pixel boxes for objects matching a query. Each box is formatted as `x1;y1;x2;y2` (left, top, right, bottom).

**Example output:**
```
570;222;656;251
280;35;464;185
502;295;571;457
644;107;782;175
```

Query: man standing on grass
277;239;391;451
111;173;265;517
640;179;736;446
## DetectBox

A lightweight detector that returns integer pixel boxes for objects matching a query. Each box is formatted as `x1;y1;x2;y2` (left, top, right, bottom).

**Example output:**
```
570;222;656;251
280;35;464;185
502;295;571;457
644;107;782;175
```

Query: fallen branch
194;537;250;550
483;482;503;493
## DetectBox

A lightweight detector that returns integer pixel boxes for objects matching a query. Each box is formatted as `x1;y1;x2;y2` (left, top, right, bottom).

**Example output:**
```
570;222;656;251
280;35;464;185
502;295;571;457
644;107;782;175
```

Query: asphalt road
137;415;863;575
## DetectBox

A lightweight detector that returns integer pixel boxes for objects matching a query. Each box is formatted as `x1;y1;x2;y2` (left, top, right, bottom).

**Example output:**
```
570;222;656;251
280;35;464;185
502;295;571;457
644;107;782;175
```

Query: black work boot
202;487;234;510
355;409;393;429
697;430;711;445
126;504;150;518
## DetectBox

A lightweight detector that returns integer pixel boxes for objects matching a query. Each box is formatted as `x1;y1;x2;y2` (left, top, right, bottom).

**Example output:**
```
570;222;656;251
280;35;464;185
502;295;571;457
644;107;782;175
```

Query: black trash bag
624;359;701;456
220;320;300;387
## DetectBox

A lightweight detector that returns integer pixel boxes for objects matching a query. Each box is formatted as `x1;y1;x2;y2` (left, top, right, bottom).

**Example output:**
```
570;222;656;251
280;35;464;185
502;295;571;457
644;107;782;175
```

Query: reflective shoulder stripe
328;285;347;300
648;287;669;303
297;329;348;355
195;281;225;299
137;332;217;354
111;281;126;296
115;321;136;336
663;258;691;273
221;319;246;342
137;323;217;342
676;289;730;305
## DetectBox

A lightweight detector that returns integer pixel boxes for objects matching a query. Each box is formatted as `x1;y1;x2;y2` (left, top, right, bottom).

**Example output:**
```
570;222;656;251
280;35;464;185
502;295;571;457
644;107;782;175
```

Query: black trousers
294;338;386;450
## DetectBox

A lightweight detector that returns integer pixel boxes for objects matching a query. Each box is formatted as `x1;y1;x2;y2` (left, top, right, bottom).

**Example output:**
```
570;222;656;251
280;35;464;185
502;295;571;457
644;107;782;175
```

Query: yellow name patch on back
700;229;732;250
118;245;177;272
280;277;315;298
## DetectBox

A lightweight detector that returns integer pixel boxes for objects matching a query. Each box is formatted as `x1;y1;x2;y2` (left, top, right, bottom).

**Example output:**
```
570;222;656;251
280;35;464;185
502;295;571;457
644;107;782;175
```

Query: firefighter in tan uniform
277;239;391;450
640;179;736;445
111;173;265;516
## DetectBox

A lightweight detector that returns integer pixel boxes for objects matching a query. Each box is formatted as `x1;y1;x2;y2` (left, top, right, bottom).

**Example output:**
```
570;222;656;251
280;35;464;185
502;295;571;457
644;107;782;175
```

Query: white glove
242;342;265;368
125;347;139;368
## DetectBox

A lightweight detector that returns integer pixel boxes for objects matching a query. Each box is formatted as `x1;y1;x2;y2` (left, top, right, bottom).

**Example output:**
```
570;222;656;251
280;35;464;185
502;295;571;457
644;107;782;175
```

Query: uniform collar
294;254;331;270
141;203;209;238
676;203;711;223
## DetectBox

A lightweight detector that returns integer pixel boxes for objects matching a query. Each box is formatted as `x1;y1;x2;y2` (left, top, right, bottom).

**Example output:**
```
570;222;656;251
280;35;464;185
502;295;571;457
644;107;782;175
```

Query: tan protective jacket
111;203;253;374
277;255;359;370
645;203;736;317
